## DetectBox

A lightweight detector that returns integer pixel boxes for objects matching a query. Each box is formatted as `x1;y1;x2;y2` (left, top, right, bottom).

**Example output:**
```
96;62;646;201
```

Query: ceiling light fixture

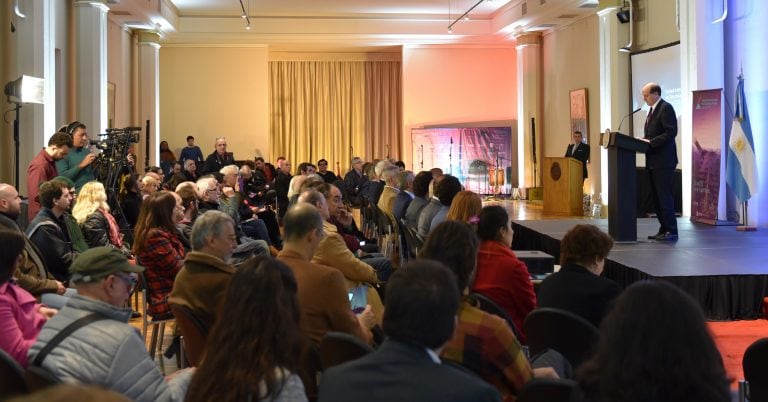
447;0;486;33
238;0;251;30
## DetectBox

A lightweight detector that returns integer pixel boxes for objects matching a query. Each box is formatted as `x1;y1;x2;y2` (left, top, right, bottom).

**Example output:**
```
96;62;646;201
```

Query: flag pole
737;200;757;231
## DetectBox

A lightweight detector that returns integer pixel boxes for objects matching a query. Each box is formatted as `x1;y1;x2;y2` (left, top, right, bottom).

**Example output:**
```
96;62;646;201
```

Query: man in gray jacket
28;247;192;402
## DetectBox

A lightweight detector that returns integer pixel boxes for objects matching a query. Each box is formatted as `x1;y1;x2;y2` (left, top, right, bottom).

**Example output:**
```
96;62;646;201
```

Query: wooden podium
543;157;583;216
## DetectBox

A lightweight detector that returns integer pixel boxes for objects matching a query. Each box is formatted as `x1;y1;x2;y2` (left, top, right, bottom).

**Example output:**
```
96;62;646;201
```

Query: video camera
92;126;141;190
93;126;141;160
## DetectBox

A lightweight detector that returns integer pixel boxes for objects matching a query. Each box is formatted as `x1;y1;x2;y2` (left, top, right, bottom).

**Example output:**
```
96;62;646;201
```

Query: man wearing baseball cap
28;247;192;402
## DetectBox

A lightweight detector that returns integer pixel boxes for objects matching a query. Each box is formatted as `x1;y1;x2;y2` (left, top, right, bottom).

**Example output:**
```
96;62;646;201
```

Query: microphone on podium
617;107;642;134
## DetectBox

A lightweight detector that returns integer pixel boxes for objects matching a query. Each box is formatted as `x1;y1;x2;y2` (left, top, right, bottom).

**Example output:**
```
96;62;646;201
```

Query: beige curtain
269;60;401;175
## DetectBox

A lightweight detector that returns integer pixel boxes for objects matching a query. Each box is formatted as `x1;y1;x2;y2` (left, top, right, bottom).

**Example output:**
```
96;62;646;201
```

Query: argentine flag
726;75;758;202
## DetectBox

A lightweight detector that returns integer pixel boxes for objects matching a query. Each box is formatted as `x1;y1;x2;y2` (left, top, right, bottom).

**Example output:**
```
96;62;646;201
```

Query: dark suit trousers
647;166;677;234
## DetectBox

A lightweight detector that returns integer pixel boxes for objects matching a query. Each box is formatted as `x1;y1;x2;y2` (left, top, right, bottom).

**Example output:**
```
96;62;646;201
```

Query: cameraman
56;121;95;192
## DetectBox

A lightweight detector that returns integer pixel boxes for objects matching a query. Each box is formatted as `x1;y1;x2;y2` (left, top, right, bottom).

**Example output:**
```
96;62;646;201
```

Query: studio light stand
4;75;45;188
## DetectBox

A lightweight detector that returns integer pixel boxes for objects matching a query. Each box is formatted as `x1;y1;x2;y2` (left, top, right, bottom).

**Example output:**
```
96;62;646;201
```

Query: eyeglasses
114;273;138;293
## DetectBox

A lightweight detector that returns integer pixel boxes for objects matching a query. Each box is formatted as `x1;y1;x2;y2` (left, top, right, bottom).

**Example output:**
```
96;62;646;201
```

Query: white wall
159;45;270;162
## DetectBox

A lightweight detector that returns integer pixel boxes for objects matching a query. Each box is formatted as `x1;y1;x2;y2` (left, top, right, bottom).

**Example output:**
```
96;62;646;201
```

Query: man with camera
55;121;95;192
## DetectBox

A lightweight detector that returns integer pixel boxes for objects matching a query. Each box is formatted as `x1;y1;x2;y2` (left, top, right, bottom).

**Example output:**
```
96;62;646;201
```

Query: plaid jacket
137;228;185;319
442;301;532;401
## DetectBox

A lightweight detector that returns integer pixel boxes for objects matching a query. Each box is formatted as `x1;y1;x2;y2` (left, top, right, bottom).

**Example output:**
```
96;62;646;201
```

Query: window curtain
269;60;401;175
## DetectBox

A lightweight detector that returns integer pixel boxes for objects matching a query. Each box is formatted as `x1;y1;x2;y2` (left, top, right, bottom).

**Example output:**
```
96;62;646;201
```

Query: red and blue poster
691;89;723;224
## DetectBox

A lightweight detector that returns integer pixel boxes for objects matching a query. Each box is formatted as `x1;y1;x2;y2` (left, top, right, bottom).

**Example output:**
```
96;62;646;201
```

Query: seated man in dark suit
318;259;501;402
537;224;622;327
564;130;590;182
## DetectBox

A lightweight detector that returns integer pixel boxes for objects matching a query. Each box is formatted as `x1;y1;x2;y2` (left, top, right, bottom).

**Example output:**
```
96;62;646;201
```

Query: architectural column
11;0;57;193
515;32;542;190
75;0;108;134
137;30;161;170
597;5;630;214
680;0;725;219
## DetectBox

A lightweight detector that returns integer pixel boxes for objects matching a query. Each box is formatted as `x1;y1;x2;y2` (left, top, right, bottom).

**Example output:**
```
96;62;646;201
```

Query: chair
523;307;599;370
469;292;524;342
297;338;322;402
741;337;768;402
517;378;580;402
139;273;175;372
318;331;373;370
24;365;60;393
170;304;208;367
0;349;28;397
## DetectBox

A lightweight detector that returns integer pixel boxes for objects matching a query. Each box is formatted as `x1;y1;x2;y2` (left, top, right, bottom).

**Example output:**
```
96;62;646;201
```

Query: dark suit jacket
643;98;678;169
318;339;501;402
565;142;590;179
392;191;414;222
536;263;622;327
202;151;235;175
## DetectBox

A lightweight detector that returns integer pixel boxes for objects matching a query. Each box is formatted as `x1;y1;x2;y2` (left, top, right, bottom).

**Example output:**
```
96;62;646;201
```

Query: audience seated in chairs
577;280;730;402
316;183;391;274
473;205;536;343
403;170;432;230
28;247;193;402
195;175;269;260
536;224;621;328
25;180;78;283
132;191;187;321
73;181;132;257
417;174;461;239
0;230;56;367
391;170;415;223
318;259;501;402
186;256;308;402
277;203;374;345
420;220;559;401
343;157;367;207
377;165;401;216
0;183;65;298
299;189;386;324
169;210;236;334
446;190;483;226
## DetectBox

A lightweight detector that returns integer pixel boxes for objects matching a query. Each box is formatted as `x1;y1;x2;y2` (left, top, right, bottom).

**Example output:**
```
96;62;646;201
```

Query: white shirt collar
405;190;415;199
650;98;662;110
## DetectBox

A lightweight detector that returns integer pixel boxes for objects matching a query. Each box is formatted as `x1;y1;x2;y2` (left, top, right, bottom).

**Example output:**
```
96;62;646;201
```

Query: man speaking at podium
564;131;590;182
641;82;678;241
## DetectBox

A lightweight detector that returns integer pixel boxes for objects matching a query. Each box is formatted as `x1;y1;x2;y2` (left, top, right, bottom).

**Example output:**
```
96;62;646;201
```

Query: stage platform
509;215;768;320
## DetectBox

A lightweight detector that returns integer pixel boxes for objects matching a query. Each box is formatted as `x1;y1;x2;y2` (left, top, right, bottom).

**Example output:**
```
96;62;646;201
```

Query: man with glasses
202;136;235;175
344;157;367;207
29;247;193;401
316;158;338;183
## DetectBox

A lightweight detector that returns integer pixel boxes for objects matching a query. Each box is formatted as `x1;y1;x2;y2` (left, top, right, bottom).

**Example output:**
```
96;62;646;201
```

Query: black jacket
565;142;590;179
536;263;622;327
26;208;78;282
202;151;235;175
80;210;132;257
644;98;678;169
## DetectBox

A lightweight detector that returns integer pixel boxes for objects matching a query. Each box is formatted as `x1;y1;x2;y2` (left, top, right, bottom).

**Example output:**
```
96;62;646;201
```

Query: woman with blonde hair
73;181;131;256
140;175;160;199
445;190;483;225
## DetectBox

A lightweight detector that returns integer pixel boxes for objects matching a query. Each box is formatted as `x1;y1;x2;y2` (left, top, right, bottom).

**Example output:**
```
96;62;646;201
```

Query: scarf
100;208;123;247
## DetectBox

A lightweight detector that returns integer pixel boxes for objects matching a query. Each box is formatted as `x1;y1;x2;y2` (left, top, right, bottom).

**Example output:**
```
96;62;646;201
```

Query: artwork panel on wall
569;88;589;143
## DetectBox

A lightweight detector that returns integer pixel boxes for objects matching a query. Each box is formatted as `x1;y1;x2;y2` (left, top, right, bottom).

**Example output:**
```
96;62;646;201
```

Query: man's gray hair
219;164;239;176
397;170;415;190
196;176;218;198
191;210;234;251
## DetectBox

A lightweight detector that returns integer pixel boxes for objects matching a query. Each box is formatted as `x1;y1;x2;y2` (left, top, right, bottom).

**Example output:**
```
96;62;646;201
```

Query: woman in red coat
473;205;536;342
132;191;186;320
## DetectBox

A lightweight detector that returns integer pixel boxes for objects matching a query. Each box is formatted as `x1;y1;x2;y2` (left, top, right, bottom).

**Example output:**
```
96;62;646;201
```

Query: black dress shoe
653;232;678;241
